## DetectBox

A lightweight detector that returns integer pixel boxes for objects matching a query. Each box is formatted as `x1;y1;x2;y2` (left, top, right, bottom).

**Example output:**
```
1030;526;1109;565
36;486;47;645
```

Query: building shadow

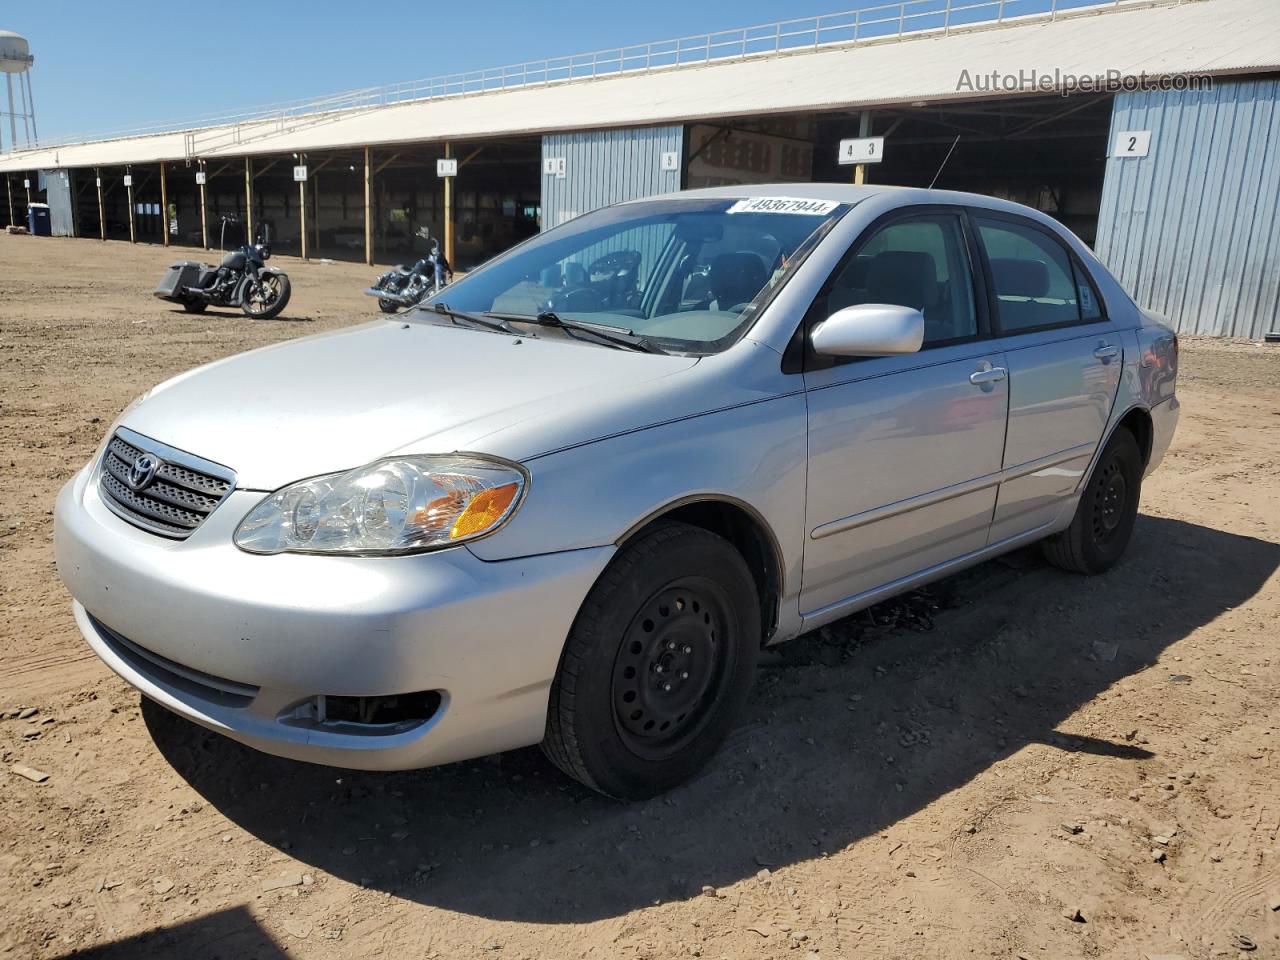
51;906;286;960
143;515;1279;924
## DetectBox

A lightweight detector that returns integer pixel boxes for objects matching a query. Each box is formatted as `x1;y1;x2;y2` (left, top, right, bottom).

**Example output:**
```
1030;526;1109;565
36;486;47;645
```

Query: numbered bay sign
195;171;206;185
293;165;308;182
23;178;30;188
1113;130;1152;158
660;151;680;171
436;158;458;178
542;156;567;178
837;137;885;165
123;174;133;187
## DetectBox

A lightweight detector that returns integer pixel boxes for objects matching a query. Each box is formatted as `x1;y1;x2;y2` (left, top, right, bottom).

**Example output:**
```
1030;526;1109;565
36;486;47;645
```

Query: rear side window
976;217;1089;333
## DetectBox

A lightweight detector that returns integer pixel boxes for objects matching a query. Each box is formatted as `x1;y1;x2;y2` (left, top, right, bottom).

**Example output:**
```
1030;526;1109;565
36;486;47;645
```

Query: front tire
377;298;399;314
181;298;208;314
243;274;291;320
1042;427;1142;574
543;522;760;799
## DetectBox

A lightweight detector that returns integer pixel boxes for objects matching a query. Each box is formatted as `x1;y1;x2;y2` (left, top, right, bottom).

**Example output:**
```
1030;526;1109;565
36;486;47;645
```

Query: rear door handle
1094;343;1120;362
970;366;1007;386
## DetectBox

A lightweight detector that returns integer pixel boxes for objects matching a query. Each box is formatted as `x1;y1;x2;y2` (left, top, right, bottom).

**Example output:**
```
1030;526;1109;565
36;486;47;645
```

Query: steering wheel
588;250;641;279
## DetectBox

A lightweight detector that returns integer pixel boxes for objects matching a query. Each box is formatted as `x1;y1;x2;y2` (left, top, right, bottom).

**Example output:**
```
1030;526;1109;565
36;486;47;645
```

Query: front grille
98;427;235;539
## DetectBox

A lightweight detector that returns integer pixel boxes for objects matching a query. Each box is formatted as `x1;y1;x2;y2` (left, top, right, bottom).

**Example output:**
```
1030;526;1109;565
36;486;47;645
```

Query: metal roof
3;0;1278;173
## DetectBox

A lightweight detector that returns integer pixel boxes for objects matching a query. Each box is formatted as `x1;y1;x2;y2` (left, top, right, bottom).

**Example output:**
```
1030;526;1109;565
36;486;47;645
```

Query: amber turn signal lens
449;482;519;540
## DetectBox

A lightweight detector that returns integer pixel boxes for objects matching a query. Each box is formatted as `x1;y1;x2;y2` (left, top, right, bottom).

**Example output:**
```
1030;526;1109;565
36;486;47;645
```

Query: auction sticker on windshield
726;197;840;216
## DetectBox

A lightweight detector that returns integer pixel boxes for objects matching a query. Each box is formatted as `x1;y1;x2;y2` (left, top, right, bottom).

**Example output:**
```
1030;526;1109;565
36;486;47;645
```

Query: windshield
422;196;852;354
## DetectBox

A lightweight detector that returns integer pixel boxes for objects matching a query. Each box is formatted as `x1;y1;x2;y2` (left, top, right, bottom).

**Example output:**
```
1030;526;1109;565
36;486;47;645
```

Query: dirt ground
1;233;1278;960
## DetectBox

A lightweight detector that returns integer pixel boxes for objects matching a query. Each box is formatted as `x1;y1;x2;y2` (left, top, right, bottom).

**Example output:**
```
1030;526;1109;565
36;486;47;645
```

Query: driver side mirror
811;303;924;358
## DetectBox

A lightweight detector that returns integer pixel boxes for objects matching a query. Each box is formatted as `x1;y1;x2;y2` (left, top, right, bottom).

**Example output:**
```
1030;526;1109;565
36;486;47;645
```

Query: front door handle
969;366;1008;386
1094;343;1120;362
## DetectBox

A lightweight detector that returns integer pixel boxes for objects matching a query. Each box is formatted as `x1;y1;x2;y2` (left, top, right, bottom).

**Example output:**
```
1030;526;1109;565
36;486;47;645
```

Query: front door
800;210;1009;618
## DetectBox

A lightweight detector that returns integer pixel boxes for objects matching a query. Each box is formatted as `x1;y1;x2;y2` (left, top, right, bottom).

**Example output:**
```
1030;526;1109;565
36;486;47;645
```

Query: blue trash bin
27;202;51;236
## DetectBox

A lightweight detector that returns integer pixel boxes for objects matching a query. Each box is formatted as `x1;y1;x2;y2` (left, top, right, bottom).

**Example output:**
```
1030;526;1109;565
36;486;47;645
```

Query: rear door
971;213;1124;544
800;209;1009;617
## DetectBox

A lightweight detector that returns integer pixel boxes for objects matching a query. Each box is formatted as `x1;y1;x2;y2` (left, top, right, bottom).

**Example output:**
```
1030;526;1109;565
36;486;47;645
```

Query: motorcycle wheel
181;299;208;314
377;298;399;314
243;274;292;320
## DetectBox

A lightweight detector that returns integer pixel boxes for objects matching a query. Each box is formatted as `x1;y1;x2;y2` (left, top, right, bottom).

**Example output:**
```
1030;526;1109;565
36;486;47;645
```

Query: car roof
632;182;1074;236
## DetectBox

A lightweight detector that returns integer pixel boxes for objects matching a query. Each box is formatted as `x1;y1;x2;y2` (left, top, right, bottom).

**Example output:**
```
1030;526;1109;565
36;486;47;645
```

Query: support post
312;172;320;253
443;142;455;270
126;168;135;243
159;161;169;247
363;146;373;266
244;157;253;241
6;175;13;228
95;167;104;240
853;110;872;186
298;153;308;260
198;161;209;250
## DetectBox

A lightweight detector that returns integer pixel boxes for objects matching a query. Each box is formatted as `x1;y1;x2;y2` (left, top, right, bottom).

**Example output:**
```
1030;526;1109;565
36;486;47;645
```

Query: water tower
0;30;37;153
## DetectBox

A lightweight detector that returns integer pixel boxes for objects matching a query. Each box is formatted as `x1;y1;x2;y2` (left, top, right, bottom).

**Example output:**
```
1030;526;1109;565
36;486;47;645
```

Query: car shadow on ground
53;906;286;960
143;515;1279;924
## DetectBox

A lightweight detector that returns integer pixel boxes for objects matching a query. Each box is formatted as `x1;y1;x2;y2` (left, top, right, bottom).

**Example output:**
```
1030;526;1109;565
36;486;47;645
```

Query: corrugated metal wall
1095;79;1280;338
541;126;683;229
42;169;76;237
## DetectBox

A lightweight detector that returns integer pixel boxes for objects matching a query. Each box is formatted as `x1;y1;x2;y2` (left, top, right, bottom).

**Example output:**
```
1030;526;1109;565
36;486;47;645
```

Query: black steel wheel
610;580;735;759
1043;426;1142;574
543;521;760;799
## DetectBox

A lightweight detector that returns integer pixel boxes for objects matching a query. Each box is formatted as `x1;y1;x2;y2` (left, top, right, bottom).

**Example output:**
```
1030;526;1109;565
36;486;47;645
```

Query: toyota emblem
127;454;159;491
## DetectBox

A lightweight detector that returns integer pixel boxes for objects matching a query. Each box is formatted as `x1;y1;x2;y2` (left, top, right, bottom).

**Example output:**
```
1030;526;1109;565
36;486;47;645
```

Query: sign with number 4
1114;130;1151;158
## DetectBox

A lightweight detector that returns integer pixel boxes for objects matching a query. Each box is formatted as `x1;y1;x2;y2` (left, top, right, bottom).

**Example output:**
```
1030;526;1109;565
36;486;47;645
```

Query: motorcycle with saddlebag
154;217;292;319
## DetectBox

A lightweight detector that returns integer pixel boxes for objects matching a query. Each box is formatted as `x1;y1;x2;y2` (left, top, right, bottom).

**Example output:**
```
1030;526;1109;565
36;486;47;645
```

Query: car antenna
929;135;961;189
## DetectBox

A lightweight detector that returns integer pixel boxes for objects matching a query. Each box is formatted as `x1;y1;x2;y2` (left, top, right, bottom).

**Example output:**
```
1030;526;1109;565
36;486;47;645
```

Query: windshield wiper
430;302;517;335
532;311;660;354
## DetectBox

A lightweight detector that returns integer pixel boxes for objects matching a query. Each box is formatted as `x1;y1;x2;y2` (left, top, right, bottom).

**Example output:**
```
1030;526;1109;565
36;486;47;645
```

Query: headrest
866;250;939;311
989;257;1050;299
709;252;767;306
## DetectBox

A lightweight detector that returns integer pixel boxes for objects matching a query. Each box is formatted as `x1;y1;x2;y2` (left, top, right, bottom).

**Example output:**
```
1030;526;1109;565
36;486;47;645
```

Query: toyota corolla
55;184;1179;799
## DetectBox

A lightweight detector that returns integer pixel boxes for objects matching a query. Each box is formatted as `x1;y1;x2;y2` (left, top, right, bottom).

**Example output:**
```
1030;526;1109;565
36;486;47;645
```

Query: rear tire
1042;427;1142;574
243;274;291;320
542;521;760;799
181;299;207;314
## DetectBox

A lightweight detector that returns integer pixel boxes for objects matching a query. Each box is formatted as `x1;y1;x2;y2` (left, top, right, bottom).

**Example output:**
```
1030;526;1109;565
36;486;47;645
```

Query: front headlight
233;455;527;556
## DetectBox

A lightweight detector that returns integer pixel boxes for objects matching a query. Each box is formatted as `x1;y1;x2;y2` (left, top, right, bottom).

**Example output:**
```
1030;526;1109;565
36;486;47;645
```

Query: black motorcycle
364;227;451;313
154;217;292;320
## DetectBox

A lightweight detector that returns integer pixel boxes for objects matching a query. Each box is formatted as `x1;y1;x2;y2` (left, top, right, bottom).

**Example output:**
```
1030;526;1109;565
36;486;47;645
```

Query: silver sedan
55;184;1179;798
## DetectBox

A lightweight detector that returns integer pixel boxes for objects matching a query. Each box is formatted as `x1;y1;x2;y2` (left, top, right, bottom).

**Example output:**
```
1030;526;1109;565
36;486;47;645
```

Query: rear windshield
423;197;851;354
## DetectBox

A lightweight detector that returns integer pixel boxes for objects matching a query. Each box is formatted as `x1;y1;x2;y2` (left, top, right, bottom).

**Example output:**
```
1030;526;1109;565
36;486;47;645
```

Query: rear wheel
1042;427;1142;574
542;522;759;799
181;298;207;314
243;273;291;320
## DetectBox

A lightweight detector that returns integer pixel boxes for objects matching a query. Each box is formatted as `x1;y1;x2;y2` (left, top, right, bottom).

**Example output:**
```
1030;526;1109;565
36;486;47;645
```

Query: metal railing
22;0;1172;155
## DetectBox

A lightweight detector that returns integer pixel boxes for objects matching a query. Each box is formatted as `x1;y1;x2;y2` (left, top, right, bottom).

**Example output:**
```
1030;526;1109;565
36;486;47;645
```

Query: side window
975;217;1085;333
823;214;977;347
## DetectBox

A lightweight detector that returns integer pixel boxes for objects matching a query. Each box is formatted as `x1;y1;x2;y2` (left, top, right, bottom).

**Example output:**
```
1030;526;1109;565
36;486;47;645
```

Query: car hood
121;320;698;489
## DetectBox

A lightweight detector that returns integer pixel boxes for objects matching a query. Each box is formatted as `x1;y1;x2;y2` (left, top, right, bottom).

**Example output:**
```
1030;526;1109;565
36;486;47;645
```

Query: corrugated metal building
1096;78;1280;338
2;0;1278;336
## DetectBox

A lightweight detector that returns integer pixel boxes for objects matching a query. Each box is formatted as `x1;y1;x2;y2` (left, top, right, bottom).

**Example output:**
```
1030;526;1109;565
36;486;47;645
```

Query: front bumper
55;465;613;770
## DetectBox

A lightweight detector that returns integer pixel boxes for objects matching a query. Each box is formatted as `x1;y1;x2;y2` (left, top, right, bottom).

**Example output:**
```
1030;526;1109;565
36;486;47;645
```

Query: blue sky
9;0;1074;140
7;0;862;139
